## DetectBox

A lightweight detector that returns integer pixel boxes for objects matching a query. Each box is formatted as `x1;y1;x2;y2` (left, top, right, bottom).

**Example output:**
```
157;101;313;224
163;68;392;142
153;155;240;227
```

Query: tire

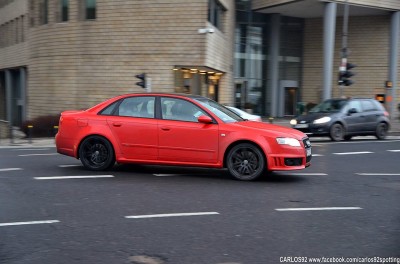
375;122;388;140
79;136;115;171
344;135;352;141
330;123;344;141
226;143;265;181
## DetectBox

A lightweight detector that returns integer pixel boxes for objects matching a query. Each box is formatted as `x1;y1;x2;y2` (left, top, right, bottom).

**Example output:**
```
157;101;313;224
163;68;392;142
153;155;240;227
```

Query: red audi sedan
56;93;311;181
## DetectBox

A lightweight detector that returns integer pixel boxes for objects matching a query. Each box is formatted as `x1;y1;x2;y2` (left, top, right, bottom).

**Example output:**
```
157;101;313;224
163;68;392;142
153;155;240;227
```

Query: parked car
290;98;390;141
226;106;262;122
56;93;311;181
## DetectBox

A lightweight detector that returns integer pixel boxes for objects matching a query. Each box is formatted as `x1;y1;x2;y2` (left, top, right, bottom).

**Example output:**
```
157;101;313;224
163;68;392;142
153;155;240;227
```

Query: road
0;137;399;264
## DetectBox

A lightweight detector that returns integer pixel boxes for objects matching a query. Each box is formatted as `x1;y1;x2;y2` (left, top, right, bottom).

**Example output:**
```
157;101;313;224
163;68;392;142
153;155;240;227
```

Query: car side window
161;98;207;122
347;100;362;113
99;101;120;115
117;96;155;118
361;100;377;112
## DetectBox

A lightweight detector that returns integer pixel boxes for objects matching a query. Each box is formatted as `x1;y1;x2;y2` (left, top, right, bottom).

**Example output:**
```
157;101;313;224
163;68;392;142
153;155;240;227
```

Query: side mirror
198;115;213;124
348;108;358;115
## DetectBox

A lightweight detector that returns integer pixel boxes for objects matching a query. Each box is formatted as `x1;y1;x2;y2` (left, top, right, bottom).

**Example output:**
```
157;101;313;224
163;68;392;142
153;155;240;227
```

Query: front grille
303;137;312;163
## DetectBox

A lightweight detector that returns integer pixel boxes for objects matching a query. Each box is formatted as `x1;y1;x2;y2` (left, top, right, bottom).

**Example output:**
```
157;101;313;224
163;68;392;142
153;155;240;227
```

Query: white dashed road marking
356;173;400;176
34;175;114;180
0;220;60;227
153;174;181;177
58;165;81;168
275;207;363;212
387;150;400;152
0;168;23;172
125;212;220;219
13;148;50;151
333;151;373;155
19;153;58;157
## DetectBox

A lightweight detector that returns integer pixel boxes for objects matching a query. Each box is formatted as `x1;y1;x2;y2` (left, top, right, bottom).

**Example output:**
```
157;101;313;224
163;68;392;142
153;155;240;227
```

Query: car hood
231;121;307;139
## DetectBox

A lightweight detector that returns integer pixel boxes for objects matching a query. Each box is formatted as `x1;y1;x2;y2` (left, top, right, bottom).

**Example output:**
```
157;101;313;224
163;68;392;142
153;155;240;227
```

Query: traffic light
338;63;356;86
135;73;146;88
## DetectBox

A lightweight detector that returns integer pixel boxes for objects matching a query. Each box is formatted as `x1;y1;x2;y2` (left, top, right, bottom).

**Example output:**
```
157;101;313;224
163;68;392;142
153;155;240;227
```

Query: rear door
107;96;158;161
360;99;380;132
158;97;219;164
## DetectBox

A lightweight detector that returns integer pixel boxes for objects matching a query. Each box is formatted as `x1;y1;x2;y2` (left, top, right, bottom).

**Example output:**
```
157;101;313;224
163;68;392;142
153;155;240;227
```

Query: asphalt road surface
1;136;400;264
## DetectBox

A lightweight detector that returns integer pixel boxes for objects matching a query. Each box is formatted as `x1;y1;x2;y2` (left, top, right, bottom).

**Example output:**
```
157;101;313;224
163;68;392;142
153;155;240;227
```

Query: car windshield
309;99;347;113
194;98;244;123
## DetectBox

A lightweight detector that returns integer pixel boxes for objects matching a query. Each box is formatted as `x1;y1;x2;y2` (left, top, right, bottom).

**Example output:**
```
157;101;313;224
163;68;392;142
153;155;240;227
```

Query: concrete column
5;70;12;126
268;14;281;117
389;11;399;119
19;67;27;123
322;2;337;101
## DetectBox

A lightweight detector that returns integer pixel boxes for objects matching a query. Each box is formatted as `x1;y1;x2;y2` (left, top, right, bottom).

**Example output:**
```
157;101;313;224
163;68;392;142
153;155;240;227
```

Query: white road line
312;154;324;157
58;165;81;168
283;173;328;176
275;207;362;212
387;150;400;152
0;220;60;227
34;175;114;180
153;174;181;177
125;212;220;219
356;173;400;176
0;168;23;172
19;153;58;157
13;148;50;151
333;151;373;155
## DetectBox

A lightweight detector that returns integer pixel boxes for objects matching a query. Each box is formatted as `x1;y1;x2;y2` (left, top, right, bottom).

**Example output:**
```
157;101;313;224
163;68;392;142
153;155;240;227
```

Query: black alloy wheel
375;122;388;140
79;136;115;171
330;123;344;141
226;143;265;181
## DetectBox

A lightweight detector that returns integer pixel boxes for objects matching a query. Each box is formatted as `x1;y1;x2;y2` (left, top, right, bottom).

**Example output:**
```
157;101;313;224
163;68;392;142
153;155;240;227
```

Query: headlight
290;119;297;125
313;116;331;124
276;137;301;147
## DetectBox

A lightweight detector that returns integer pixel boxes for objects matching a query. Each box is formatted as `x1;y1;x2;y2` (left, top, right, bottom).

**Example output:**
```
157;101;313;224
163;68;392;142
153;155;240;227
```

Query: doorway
279;80;298;117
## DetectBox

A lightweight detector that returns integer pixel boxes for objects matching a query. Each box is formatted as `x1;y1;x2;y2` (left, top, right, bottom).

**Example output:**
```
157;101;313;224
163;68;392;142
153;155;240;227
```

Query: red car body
56;93;311;180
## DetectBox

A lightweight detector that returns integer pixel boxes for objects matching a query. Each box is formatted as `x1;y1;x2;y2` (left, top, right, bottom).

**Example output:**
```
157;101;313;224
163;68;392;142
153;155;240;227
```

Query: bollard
53;125;59;136
268;117;274;124
27;125;33;144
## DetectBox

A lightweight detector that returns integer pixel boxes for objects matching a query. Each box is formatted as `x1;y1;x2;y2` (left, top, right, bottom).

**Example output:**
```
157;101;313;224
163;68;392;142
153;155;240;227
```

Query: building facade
0;0;399;137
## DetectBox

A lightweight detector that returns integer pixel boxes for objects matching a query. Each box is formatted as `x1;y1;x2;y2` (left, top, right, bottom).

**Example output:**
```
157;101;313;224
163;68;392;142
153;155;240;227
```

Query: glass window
208;0;226;31
195;98;243;123
85;0;96;20
117;97;155;118
161;98;207;122
60;0;69;22
361;100;377;112
347;100;362;113
40;0;48;25
99;101;120;115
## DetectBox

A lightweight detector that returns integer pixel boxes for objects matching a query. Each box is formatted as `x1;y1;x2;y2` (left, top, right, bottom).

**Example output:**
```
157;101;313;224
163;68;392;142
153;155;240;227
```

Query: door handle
161;127;170;131
113;122;122;127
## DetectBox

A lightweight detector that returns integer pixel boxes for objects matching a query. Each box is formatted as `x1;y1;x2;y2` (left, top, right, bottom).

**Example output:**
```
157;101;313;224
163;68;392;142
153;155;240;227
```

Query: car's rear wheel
330;123;344;141
375;122;388;140
226;143;265;181
79;136;115;171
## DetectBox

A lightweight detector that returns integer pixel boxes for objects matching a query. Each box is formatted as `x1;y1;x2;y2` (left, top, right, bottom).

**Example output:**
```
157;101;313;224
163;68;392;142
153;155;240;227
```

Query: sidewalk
0;118;399;147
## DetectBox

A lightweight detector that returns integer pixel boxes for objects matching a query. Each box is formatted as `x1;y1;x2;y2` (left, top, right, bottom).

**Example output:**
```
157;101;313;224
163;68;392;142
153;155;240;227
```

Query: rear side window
99;101;120;115
361;100;377;112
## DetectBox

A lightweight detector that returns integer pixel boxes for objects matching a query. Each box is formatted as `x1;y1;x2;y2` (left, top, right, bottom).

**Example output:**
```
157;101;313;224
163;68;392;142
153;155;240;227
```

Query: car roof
119;92;208;100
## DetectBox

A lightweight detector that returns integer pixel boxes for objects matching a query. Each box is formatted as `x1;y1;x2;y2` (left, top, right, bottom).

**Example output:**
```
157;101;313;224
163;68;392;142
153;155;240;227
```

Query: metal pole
323;2;337;100
339;0;350;97
389;12;399;119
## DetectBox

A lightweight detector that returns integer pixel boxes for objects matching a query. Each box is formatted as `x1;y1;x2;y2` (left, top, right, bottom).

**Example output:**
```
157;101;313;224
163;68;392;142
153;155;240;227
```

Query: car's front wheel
79;136;115;171
226;143;265;181
330;123;344;141
375;122;388;140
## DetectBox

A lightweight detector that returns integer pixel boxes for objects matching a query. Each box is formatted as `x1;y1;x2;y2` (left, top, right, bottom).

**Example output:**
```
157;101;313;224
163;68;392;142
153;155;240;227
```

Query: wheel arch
76;134;117;160
223;140;267;168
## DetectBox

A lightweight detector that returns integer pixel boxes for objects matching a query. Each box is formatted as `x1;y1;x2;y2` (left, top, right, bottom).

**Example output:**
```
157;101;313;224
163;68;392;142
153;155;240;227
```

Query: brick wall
27;0;234;118
302;15;399;117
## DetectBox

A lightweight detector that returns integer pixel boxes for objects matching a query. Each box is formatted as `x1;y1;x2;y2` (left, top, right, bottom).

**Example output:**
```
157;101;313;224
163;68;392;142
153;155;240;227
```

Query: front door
158;97;219;164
